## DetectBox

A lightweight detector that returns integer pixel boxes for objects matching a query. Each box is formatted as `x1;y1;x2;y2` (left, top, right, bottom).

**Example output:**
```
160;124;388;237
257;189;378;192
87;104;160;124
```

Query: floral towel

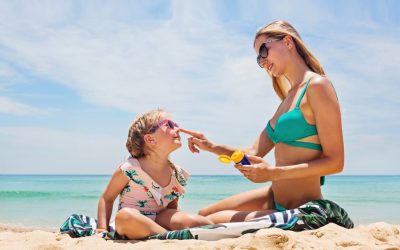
148;199;354;240
60;199;353;240
60;214;97;238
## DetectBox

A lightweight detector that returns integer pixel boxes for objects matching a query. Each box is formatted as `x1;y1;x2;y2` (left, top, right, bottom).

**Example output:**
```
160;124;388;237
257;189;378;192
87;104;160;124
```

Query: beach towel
60;214;98;238
59;199;353;240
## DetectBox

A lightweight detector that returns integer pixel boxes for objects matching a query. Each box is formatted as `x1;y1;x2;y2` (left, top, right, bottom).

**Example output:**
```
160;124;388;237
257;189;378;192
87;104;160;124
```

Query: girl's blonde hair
126;108;165;158
254;20;325;100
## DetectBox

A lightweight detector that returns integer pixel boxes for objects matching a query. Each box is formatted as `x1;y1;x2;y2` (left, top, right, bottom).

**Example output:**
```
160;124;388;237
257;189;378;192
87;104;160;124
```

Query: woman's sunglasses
149;119;179;133
256;38;282;68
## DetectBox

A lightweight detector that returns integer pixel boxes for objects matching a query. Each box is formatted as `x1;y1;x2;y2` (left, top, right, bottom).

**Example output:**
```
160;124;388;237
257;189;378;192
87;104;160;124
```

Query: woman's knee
193;214;213;226
198;206;211;216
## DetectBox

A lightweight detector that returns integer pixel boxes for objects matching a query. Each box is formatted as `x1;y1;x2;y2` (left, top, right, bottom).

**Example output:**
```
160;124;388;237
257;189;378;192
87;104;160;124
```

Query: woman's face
254;35;289;77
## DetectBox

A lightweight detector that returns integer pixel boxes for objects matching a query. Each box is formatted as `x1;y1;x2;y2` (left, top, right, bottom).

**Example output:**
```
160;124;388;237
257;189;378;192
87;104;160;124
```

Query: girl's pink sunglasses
149;119;179;133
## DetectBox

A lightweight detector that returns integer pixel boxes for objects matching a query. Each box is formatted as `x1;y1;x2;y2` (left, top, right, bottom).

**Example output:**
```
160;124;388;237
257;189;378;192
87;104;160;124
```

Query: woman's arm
244;128;275;157
179;127;275;158
178;128;236;155
237;77;344;182
97;167;130;231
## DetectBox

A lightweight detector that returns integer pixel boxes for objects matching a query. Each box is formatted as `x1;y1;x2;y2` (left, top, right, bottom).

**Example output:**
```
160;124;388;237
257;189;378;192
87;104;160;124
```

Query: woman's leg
115;208;166;239
198;185;275;216
155;209;213;230
205;209;276;224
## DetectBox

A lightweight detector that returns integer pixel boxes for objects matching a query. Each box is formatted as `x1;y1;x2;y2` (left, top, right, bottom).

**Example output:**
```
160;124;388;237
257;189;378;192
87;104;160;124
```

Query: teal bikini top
266;79;322;151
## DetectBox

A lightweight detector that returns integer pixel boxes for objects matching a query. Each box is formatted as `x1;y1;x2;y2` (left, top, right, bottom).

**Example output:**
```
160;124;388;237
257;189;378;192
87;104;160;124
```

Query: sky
0;0;399;175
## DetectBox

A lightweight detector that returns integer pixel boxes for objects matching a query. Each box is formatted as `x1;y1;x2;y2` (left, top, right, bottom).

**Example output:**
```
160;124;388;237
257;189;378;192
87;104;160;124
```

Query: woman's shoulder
307;75;338;100
308;75;332;88
307;74;334;91
307;75;338;105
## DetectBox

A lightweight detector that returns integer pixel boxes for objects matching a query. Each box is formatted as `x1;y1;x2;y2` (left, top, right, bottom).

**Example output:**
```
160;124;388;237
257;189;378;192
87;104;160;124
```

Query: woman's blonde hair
126;108;165;158
254;21;325;100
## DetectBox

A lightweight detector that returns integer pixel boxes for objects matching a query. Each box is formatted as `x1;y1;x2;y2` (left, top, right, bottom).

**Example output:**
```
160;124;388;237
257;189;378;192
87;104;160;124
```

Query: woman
179;20;351;225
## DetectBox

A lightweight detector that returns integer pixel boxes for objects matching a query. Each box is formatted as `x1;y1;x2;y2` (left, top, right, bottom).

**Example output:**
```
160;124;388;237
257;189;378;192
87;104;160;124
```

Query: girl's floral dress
118;157;189;220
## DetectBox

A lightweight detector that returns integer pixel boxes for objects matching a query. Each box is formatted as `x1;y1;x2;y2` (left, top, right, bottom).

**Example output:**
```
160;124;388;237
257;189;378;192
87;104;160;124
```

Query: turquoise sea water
0;175;399;230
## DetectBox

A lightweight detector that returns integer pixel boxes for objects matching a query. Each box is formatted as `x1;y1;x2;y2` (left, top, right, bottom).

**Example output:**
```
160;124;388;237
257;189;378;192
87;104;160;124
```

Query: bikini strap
295;78;312;107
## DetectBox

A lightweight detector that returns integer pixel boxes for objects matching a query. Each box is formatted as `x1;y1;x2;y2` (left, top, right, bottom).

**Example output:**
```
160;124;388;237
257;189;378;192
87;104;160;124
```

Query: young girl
96;108;212;239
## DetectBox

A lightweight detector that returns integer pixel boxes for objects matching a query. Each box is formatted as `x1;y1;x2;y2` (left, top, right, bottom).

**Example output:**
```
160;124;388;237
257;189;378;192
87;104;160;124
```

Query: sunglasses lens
257;44;269;68
259;44;268;58
167;120;178;129
167;120;173;128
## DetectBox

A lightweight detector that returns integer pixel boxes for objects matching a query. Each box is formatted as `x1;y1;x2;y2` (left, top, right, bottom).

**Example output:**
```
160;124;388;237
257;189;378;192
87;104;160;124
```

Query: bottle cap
218;155;232;164
231;150;244;163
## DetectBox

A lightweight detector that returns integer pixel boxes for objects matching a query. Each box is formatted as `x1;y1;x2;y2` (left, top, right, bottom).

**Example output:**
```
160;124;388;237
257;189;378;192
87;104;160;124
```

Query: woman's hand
178;128;214;153
235;155;277;183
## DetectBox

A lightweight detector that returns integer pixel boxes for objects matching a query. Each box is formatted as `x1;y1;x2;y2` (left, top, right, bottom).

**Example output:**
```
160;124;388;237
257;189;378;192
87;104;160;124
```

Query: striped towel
59;199;353;240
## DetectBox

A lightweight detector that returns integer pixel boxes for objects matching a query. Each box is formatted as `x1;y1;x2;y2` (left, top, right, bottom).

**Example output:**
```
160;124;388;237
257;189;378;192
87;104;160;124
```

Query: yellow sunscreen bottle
230;150;251;165
218;150;251;165
218;154;232;164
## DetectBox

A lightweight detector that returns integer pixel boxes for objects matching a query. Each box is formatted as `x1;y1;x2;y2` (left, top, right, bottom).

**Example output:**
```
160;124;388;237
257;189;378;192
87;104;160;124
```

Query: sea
0;175;399;230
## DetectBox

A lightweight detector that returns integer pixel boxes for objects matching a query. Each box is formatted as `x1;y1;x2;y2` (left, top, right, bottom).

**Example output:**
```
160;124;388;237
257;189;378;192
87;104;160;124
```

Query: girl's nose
173;127;180;134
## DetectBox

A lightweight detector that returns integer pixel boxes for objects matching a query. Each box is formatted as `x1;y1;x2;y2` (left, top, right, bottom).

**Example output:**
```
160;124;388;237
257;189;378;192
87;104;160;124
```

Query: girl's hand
178;128;213;153
235;155;277;183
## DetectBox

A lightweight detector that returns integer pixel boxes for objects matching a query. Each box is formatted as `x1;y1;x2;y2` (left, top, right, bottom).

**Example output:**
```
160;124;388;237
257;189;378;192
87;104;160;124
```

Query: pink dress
118;157;189;220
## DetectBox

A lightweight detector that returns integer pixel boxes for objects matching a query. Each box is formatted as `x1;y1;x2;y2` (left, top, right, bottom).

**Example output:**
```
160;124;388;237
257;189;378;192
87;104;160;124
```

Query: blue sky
0;0;399;175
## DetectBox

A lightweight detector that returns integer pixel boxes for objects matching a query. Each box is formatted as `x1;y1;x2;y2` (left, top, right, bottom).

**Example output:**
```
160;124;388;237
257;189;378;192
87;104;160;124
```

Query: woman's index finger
179;128;204;138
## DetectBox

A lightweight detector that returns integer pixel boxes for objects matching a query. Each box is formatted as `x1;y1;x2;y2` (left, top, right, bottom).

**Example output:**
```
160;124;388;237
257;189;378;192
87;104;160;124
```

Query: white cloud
0;1;279;134
0;1;399;174
0;62;15;78
0;97;46;116
0;10;239;112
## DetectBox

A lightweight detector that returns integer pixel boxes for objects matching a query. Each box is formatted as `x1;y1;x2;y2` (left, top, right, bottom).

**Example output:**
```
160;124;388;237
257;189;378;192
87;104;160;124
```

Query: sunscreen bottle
230;150;251;165
218;150;250;166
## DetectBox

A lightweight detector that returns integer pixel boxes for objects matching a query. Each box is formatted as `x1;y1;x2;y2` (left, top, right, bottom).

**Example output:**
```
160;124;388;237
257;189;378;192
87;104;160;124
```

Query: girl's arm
97;167;129;231
237;77;344;182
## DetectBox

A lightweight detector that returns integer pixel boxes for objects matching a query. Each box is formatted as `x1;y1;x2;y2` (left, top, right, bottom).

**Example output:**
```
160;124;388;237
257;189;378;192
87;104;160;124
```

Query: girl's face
149;113;182;153
254;35;289;77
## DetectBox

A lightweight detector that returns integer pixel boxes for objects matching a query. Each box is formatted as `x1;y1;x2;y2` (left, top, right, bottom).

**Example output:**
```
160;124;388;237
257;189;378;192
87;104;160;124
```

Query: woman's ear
143;134;156;146
284;35;293;49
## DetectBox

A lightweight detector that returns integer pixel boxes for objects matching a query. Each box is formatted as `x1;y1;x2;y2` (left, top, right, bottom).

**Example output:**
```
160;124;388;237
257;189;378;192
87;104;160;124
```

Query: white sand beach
1;222;399;249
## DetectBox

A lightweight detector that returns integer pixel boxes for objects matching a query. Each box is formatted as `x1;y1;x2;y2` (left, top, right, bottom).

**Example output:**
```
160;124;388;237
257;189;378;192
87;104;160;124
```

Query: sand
1;222;399;250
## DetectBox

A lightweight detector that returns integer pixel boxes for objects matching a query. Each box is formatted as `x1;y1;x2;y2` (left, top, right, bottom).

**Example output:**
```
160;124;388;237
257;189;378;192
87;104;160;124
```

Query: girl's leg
155;209;213;230
115;208;166;239
198;185;274;216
